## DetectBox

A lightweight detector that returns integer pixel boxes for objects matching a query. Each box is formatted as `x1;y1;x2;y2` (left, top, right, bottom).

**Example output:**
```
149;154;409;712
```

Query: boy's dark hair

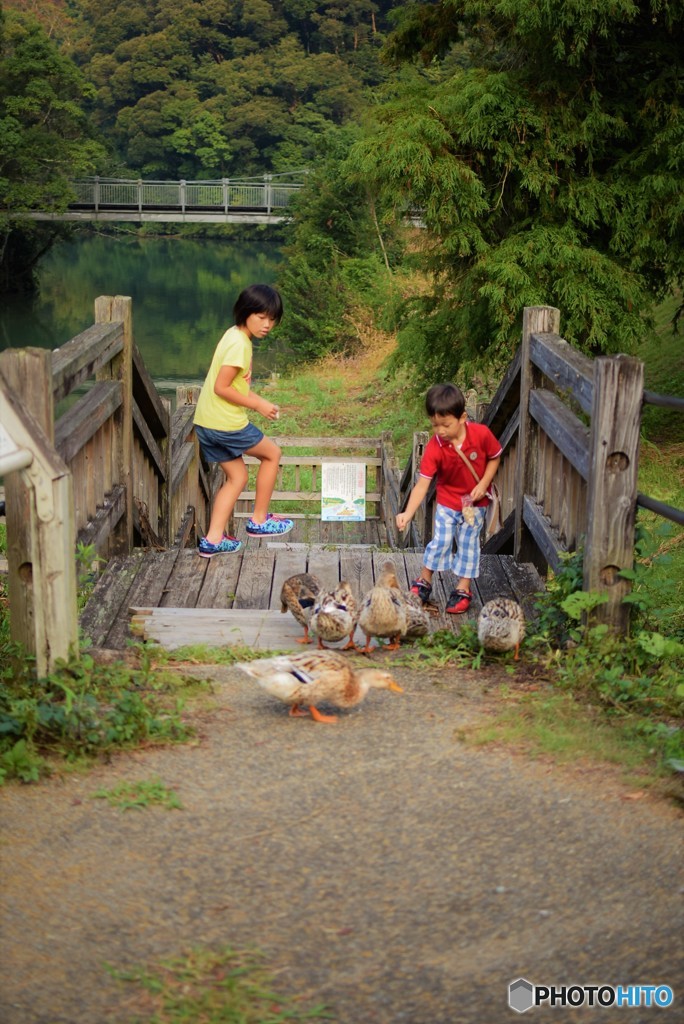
425;383;465;418
234;284;283;326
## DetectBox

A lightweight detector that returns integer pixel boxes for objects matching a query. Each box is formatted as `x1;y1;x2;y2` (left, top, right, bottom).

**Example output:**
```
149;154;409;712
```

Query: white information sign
321;462;366;522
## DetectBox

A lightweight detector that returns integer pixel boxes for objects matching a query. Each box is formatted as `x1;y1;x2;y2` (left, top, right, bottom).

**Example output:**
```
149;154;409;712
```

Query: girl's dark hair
233;284;283;326
425;383;465;418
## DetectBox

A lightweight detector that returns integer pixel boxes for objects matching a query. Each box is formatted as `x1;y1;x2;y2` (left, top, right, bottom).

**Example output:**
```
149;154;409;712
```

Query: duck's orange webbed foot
295;633;312;644
384;635;402;651
308;705;338;724
288;704;310;717
341;637;359;651
360;637;374;655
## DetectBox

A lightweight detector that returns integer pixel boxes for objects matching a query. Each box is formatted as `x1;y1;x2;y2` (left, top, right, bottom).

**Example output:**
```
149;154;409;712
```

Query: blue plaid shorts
423;503;486;579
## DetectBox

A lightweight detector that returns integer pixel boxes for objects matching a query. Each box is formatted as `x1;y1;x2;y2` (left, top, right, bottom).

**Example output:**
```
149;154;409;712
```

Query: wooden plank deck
81;540;545;652
230;515;388;547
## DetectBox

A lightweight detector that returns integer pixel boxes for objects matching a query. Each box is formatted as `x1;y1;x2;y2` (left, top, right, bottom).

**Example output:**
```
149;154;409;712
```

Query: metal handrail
643;390;684;411
636;492;684;527
69;176;306;214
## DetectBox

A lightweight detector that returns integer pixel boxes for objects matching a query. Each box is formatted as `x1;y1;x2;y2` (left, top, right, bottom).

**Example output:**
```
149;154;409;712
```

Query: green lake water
0;232;288;400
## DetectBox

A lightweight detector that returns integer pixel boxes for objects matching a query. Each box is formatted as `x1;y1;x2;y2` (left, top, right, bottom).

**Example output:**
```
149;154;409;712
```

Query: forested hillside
5;0;395;178
1;0;682;379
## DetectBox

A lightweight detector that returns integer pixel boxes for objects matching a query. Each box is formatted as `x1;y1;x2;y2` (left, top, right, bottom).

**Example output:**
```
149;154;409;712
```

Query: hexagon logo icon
509;978;535;1013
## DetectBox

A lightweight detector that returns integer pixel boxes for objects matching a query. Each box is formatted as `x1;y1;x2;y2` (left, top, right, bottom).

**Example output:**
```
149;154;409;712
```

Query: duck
404;590;430;638
477;598;526;660
357;560;408;653
279;572;321;644
309;581;359;650
235;649;403;723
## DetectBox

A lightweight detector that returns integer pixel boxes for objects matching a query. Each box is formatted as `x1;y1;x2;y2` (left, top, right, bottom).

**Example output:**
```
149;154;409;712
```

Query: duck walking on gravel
235;649;403;723
477;598;526;660
279;573;321;644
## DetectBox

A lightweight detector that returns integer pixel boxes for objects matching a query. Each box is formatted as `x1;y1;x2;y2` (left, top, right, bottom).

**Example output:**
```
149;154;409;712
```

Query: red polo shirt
419;422;502;511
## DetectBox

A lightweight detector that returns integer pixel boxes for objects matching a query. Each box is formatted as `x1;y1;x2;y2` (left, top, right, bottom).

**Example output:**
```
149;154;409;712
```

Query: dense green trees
68;0;394;177
0;1;396;290
349;0;684;380
1;0;682;378
0;9;106;290
278;125;402;358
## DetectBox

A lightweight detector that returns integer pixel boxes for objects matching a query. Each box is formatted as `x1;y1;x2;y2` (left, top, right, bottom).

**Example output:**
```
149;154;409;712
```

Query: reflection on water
0;232;290;398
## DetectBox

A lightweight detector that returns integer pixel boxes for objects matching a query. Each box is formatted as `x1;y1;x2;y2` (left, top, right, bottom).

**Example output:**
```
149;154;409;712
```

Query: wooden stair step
129;607;326;652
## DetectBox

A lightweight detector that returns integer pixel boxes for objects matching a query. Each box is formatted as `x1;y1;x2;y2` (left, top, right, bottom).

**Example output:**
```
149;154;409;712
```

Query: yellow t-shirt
194;325;252;431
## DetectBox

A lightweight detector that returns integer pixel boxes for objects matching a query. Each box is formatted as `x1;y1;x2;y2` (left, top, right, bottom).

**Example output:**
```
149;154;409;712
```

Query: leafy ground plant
395;625;484;670
93;777;183;811
109;945;333;1023
479;537;684;788
0;650;192;784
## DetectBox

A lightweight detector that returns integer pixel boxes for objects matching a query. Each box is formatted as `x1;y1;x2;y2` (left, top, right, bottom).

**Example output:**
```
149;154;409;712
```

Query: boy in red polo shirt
396;383;501;614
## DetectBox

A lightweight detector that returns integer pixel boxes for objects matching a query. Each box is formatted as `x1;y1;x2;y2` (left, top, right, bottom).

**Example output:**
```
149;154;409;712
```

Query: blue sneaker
198;535;242;558
245;513;294;537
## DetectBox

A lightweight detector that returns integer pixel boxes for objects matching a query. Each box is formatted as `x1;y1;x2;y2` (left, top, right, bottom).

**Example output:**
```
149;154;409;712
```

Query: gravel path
1;660;682;1024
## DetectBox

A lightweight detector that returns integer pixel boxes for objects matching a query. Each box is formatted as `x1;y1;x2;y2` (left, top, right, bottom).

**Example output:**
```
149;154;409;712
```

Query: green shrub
0;651;191;784
531;533;684;773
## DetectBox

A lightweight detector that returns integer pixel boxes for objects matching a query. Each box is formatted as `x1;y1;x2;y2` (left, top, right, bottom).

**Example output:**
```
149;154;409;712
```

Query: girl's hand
256;397;279;420
470;484;486;502
396;512;411;531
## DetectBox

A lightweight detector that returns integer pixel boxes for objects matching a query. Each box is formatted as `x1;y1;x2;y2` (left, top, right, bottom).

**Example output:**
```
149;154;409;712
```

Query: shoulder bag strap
453;442;481;483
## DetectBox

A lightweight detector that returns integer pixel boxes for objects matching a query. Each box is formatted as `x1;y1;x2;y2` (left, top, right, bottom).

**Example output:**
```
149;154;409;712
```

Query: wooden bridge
21;174;305;226
1;300;681;673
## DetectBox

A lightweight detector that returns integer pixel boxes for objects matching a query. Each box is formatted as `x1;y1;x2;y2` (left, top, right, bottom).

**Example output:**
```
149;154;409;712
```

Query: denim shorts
195;423;265;462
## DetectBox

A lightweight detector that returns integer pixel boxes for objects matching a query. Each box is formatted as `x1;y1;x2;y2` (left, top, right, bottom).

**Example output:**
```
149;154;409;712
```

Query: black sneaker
446;589;472;614
409;578;432;604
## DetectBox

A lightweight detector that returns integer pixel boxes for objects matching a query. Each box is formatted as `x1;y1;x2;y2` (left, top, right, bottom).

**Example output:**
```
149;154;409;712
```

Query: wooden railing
3;300;681;668
232;436;384;528
382;430;429;551
389;305;683;632
0;296;214;672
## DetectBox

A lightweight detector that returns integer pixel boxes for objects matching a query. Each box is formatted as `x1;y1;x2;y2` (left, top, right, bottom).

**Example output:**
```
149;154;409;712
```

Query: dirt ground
1;657;682;1024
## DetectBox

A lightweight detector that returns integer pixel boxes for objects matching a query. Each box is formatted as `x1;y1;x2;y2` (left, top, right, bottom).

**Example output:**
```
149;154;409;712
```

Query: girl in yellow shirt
194;284;293;556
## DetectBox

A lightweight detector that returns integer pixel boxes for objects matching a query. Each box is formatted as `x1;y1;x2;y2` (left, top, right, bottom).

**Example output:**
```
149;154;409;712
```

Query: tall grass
635;295;684;622
265;305;422;459
639;294;684;444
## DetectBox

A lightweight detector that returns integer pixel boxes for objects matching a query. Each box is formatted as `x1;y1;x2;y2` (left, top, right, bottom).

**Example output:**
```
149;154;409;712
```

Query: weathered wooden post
584;355;643;632
173;385;203;543
0;352;78;674
95;296;134;554
410;431;430;547
160;396;172;547
514;305;561;571
380;429;398;548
